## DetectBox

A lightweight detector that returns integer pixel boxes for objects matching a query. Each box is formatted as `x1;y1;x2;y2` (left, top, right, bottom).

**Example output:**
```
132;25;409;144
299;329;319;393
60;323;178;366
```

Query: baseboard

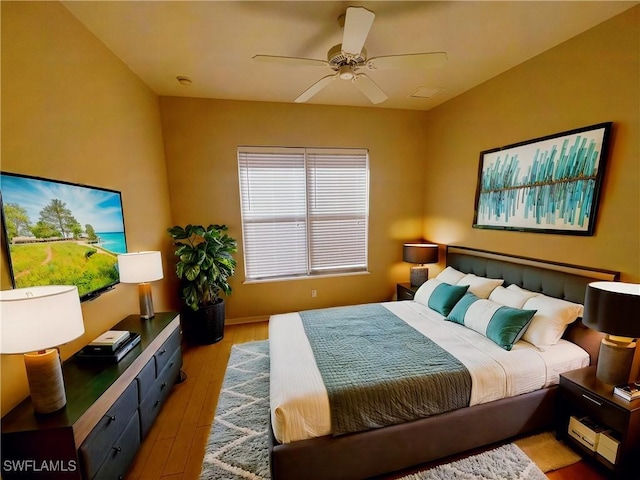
225;315;270;325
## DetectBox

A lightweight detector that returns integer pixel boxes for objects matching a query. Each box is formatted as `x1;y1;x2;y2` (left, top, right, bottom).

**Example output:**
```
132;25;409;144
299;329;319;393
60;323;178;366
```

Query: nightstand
397;283;420;301
557;366;640;476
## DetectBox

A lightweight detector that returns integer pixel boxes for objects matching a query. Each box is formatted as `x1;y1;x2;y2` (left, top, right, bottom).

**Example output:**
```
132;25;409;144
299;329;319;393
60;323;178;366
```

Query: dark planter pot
182;298;225;345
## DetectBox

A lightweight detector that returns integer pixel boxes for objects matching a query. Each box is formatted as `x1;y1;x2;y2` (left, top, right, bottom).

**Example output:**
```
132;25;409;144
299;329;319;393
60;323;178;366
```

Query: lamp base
410;266;429;287
596;336;636;385
24;349;66;414
138;283;155;320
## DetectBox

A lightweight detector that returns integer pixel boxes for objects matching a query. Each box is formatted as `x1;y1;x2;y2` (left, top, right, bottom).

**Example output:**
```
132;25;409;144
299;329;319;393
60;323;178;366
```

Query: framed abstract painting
472;122;612;236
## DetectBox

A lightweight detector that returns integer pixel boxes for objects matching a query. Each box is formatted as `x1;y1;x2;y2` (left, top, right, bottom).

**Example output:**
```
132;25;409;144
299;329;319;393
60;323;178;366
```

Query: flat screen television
0;172;127;302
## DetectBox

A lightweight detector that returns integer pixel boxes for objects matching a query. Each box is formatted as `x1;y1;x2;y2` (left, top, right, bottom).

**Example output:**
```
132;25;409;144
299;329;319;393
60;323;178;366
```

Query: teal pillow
445;292;478;325
427;283;469;316
486;307;537;350
446;292;536;351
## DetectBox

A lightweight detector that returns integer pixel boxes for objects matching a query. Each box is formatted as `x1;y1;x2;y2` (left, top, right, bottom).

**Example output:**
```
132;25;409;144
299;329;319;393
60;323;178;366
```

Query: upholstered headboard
446;246;620;365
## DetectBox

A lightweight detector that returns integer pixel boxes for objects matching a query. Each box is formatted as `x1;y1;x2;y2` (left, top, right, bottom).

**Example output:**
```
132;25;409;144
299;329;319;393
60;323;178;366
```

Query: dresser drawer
561;377;627;433
90;411;140;480
79;381;138;480
155;326;181;374
136;357;156;403
139;349;181;438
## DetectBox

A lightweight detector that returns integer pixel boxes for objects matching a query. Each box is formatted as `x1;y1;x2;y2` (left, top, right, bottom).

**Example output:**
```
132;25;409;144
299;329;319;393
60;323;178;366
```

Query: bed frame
269;246;620;480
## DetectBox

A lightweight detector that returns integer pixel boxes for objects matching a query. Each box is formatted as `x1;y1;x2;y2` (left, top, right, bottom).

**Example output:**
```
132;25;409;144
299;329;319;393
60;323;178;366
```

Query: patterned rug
200;341;271;479
199;341;548;480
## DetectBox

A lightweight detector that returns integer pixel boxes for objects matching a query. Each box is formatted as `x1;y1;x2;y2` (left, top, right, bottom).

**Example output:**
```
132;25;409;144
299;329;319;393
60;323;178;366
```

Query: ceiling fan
253;6;447;104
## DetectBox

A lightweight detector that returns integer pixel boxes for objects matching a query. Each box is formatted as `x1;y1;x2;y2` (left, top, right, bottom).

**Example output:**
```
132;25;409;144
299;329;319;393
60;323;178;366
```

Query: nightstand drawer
397;283;418;301
561;377;627;433
558;366;640;476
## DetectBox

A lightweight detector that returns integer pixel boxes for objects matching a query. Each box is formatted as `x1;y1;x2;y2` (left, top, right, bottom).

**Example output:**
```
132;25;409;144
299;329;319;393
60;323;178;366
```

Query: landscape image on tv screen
1;172;127;301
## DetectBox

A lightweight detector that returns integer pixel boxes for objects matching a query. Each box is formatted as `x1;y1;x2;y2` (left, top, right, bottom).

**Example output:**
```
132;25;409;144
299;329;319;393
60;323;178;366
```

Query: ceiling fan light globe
338;65;355;80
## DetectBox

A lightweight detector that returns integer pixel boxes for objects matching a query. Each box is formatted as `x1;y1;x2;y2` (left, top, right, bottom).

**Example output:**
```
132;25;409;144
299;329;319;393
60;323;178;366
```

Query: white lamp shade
0;285;85;354
118;251;164;284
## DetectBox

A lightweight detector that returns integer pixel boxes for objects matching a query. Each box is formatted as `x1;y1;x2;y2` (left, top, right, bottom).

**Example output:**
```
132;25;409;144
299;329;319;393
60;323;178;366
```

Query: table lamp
0;285;85;414
582;281;640;385
117;251;164;319
403;243;439;287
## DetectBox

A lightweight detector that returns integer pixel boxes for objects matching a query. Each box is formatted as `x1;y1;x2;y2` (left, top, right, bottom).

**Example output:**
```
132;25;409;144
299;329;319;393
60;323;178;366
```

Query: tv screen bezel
0;171;128;302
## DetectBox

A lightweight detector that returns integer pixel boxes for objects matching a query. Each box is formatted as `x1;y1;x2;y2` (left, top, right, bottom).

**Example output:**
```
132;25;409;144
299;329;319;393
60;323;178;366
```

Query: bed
268;246;619;480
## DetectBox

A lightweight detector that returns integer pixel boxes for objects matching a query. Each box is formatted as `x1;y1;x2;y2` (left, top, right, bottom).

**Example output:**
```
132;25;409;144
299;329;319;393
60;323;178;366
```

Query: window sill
242;270;370;285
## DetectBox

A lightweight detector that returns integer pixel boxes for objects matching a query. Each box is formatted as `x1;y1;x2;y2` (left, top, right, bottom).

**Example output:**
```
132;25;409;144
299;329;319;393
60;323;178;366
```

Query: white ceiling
62;1;637;111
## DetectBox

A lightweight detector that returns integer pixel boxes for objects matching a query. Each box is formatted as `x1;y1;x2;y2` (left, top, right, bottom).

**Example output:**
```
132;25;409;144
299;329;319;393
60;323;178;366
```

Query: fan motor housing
328;44;366;67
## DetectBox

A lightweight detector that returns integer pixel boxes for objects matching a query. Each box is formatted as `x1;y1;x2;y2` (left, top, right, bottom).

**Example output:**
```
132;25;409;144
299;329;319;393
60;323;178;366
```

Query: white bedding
269;301;589;444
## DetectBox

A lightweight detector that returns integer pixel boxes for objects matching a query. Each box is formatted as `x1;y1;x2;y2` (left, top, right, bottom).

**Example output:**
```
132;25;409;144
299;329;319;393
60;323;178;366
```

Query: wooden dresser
1;312;182;479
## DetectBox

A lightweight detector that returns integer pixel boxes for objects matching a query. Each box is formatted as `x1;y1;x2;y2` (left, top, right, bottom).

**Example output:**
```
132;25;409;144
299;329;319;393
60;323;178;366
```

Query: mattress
269;300;590;444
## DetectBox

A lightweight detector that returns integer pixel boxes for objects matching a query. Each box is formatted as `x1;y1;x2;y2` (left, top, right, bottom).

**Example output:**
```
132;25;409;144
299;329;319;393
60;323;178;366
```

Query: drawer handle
169;361;175;367
112;446;122;453
155;399;161;407
108;415;117;422
581;394;603;407
161;382;167;390
159;349;166;355
570;429;595;447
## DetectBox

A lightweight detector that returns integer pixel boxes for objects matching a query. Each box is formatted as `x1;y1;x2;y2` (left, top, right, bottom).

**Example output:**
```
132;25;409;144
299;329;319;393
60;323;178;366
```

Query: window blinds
238;147;369;281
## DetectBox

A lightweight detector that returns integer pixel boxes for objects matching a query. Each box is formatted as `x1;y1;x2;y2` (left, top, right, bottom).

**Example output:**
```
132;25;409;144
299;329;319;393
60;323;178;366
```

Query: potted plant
167;224;237;344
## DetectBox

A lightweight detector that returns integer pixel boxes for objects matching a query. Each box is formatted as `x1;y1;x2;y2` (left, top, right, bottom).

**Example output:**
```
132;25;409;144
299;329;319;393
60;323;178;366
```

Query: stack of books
77;330;141;363
613;382;640;402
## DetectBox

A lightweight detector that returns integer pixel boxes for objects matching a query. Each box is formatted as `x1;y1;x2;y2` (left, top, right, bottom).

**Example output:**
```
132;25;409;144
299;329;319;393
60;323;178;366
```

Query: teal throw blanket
300;303;471;436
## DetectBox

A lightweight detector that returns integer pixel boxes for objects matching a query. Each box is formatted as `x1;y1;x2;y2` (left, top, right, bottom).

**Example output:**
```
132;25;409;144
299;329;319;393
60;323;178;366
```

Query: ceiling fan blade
253;55;328;68
367;52;448;70
295;74;337;103
353;74;387;104
342;7;375;56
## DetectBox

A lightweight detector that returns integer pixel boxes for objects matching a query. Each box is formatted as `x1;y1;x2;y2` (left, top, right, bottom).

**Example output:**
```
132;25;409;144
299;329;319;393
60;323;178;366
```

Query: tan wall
422;6;639;282
1;2;175;414
2;2;638;418
160;98;427;319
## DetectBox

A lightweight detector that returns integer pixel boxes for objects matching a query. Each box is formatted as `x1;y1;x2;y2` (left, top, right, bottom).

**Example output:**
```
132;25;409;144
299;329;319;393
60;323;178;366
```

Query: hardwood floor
127;321;607;480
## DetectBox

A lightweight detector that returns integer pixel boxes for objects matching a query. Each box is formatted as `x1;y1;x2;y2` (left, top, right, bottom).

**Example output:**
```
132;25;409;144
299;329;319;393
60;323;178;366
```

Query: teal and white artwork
473;123;611;235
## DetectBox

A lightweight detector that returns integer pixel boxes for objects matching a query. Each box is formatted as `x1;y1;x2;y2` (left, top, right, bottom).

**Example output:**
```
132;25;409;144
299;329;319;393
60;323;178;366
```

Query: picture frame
472;122;612;236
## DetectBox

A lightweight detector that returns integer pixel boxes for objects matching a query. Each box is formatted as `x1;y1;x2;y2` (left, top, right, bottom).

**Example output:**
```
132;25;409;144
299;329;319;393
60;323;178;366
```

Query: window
238;147;369;281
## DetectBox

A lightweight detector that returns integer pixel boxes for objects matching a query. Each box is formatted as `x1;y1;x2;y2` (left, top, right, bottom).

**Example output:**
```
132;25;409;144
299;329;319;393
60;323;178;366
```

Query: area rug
397;444;545;480
514;431;580;473
200;341;271;480
199;341;570;480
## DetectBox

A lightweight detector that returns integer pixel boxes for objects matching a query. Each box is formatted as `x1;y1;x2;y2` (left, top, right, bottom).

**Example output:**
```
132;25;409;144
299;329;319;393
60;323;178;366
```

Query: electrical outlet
311;290;317;298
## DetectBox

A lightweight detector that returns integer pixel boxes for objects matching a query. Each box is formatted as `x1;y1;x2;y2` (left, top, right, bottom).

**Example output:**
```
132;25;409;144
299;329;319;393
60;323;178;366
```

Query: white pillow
489;285;539;308
436;266;466;284
456;274;504;299
521;295;584;350
414;278;443;306
507;284;538;296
